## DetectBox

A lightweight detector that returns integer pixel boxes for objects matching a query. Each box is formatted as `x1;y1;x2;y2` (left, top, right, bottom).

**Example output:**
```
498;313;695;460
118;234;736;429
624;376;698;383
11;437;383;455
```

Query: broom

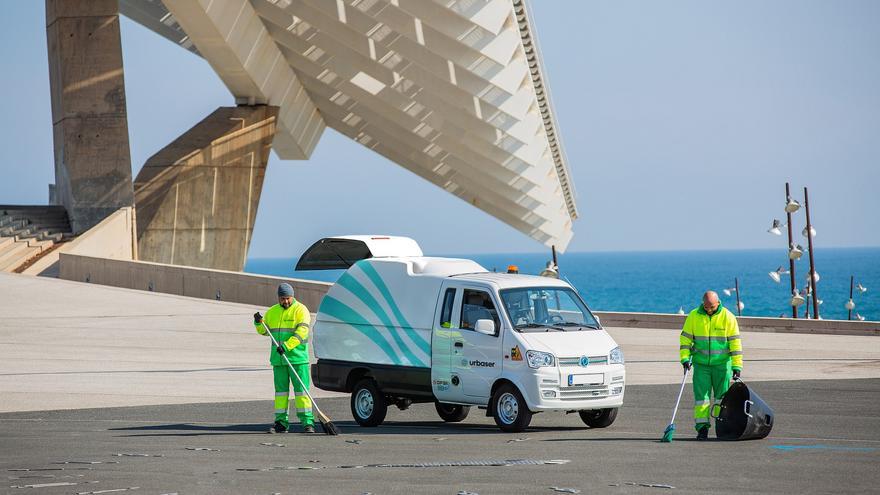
259;320;340;435
661;360;691;443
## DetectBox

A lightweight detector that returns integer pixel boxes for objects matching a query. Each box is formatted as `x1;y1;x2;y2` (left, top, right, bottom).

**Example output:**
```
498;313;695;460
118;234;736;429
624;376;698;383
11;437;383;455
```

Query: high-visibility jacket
256;301;311;365
679;302;743;370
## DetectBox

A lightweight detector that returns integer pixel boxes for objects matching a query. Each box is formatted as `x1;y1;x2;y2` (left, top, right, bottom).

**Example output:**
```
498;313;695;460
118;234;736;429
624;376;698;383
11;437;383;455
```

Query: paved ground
2;273;880;493
2;378;879;494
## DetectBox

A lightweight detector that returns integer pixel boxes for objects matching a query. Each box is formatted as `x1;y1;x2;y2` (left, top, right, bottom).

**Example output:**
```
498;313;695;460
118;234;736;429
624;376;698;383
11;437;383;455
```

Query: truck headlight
609;347;624;365
526;350;555;368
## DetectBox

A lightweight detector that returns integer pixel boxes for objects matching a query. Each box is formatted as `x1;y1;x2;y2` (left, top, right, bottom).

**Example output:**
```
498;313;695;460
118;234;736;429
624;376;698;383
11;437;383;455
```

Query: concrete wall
57;251;877;335
58;254;331;311
23;207;136;276
46;0;134;233
593;311;879;337
134;106;277;272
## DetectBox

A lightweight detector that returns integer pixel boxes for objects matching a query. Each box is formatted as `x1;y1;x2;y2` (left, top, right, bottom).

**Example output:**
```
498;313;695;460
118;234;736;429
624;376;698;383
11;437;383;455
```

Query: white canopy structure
121;0;578;250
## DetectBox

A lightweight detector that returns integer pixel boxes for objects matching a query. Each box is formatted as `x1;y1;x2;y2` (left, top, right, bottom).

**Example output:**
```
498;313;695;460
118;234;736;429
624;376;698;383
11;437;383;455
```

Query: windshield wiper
555;322;601;330
515;323;565;332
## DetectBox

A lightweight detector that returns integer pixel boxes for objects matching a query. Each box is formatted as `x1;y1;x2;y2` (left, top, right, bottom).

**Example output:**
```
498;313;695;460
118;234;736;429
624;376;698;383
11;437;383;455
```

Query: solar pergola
121;0;578;250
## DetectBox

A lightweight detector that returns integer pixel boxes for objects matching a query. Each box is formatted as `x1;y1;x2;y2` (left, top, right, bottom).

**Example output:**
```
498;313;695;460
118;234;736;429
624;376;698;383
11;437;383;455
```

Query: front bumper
518;363;626;411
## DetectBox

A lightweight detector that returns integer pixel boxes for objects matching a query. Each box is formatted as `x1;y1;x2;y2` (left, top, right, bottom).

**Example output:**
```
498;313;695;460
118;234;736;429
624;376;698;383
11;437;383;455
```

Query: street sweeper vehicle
298;236;626;432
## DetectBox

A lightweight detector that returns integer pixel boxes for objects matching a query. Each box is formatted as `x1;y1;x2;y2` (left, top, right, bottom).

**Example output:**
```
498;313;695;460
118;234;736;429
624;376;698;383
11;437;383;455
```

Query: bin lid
295;236;423;270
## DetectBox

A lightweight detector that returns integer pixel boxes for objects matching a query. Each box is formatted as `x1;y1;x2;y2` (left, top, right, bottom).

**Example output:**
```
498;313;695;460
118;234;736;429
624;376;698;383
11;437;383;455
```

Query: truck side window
460;289;500;334
440;288;456;328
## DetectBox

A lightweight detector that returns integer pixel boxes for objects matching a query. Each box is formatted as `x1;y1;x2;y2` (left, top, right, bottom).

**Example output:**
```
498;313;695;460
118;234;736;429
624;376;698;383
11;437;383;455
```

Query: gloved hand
276;345;286;355
682;361;691;372
732;369;741;380
254;312;263;324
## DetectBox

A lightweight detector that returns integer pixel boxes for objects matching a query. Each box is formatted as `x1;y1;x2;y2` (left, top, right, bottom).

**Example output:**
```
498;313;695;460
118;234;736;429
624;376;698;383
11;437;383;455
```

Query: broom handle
669;365;690;424
260;320;328;418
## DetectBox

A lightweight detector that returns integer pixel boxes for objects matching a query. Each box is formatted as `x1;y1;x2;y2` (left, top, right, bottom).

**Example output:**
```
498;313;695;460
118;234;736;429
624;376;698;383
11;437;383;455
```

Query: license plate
568;373;604;386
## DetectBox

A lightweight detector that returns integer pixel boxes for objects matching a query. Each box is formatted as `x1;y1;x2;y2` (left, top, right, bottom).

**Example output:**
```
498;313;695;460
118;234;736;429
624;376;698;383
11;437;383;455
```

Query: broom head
317;410;340;435
660;423;675;443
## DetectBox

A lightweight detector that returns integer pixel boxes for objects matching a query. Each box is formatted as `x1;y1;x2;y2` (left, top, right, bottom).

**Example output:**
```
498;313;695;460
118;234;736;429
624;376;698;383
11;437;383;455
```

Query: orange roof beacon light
507;265;519;274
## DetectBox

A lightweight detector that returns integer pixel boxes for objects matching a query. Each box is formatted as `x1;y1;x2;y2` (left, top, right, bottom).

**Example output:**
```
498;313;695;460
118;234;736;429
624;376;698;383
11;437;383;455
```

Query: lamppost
768;183;819;319
845;277;868;321
803;187;819;319
784;183;800;317
723;279;744;317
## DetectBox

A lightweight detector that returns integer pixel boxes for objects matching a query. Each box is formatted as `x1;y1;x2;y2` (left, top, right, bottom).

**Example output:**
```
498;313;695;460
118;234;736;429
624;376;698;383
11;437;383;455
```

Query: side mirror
474;319;495;335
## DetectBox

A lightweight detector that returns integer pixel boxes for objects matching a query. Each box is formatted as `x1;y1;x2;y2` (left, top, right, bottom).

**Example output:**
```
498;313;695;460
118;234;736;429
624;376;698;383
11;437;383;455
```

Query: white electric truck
299;236;625;432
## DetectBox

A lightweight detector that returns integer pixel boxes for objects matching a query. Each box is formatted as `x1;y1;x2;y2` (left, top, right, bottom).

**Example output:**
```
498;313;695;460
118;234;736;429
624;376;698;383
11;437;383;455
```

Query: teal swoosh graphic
318;295;411;366
356;261;432;356
336;271;426;367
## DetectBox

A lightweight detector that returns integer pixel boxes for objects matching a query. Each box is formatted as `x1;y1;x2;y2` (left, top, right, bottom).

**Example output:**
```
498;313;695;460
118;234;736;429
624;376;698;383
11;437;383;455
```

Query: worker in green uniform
253;283;314;434
679;290;743;440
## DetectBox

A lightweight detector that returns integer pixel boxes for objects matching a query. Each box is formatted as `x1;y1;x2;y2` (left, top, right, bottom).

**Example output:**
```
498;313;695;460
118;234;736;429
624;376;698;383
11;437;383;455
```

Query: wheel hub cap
355;389;374;418
498;392;518;424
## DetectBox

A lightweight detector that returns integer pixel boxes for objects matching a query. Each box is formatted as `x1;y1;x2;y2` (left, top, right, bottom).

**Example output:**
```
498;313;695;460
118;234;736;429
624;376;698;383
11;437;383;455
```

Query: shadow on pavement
110;422;267;437
109;420;592;437
542;437;708;443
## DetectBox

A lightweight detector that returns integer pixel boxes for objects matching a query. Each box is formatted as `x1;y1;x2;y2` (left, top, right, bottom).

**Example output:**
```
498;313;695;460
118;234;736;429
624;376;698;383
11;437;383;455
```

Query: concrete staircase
0;206;74;272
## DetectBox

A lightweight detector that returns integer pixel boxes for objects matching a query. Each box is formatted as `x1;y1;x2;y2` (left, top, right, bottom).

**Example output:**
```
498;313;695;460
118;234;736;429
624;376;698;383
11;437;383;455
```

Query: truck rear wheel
350;378;387;427
578;408;618;428
491;383;532;432
435;402;470;422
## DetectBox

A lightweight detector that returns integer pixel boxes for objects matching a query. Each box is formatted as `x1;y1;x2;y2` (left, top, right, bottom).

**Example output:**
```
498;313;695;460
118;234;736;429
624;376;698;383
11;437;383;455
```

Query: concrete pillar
46;0;134;234
134;106;278;272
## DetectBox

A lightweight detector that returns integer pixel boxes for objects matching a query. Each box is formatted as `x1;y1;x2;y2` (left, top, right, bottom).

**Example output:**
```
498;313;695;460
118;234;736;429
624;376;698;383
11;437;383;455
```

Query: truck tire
578;408;618;428
350;378;387;427
435;402;470;423
491;383;532;432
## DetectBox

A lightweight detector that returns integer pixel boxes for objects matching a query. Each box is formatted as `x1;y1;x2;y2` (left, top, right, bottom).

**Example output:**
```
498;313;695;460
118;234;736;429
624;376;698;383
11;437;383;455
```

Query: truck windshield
500;287;600;332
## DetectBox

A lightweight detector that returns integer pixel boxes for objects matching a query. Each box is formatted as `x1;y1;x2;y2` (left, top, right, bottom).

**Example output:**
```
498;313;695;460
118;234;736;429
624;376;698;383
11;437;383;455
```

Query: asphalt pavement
2;378;879;495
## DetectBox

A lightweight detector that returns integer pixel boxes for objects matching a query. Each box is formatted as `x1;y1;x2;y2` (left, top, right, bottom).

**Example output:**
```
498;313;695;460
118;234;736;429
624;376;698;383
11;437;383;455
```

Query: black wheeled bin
713;380;774;440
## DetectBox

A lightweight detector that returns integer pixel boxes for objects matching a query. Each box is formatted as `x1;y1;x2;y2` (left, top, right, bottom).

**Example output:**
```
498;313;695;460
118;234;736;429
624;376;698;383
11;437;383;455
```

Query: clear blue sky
1;1;878;258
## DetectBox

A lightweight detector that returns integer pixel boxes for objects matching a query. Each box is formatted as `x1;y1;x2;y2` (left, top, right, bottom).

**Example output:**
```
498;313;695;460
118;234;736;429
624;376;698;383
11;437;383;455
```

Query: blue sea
245;247;879;322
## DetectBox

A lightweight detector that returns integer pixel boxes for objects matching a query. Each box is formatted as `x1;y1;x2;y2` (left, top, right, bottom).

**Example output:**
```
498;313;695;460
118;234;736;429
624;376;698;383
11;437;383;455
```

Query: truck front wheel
350;378;387;427
435;402;470;422
578;408;618;428
491;383;532;432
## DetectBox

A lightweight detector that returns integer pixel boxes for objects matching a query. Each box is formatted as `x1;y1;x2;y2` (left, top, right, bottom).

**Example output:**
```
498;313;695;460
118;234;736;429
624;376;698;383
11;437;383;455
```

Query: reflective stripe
695;349;729;356
275;392;288;397
727;335;741;341
274;408;288;414
695;418;710;423
680;345;691;350
681;332;694;339
294;323;310;330
695;400;711;406
730;350;743;356
693;336;728;343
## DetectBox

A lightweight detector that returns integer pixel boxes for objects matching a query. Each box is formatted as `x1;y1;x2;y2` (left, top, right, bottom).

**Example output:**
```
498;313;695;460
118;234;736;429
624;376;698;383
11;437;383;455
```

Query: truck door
430;283;461;403
453;287;504;399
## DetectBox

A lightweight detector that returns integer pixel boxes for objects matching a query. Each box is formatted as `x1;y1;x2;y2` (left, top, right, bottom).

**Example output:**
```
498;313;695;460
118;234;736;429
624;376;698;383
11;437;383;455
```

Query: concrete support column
46;0;134;234
134;106;278;272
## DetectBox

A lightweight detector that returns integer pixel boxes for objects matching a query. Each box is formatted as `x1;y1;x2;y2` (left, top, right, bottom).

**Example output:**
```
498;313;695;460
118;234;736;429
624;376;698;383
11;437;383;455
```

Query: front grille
558;384;610;400
558;355;608;367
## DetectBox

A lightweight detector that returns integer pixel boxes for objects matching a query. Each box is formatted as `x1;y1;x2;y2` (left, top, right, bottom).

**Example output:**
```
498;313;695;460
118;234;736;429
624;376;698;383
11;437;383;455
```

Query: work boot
268;421;287;434
302;425;316;434
696;427;709;441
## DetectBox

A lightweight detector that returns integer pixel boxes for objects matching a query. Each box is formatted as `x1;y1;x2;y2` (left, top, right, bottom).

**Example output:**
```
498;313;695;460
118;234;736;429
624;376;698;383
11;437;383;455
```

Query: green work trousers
273;363;314;428
693;362;732;431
